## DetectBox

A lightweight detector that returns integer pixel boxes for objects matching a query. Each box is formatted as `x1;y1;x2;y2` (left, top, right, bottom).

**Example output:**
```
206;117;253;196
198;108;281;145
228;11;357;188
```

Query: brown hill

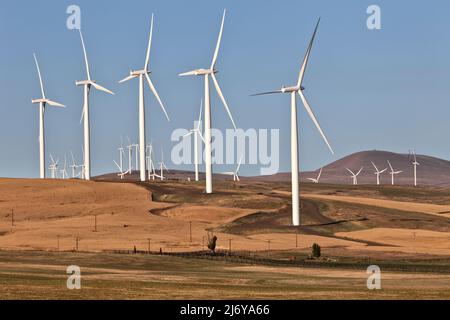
259;150;450;187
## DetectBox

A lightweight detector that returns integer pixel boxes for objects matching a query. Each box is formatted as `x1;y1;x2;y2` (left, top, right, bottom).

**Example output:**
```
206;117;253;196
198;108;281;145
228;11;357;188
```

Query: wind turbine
118;136;125;171
179;9;237;194
126;136;133;174
412;151;420;187
49;154;59;179
251;19;333;227
371;161;387;185
387;160;402;186
307;168;323;184
346;168;363;185
183;100;206;182
70;151;78;178
60;154;68;179
119;14;170;182
76;30;115;181
159;149;169;181
113;160;130;180
222;156;243;182
31;54;65;179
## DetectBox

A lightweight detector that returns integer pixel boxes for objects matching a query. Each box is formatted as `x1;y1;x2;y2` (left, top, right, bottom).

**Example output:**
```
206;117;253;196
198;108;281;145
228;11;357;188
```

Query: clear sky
0;0;449;178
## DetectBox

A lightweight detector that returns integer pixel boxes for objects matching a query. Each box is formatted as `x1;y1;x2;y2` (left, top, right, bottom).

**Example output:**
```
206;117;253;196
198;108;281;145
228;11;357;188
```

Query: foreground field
1;251;450;300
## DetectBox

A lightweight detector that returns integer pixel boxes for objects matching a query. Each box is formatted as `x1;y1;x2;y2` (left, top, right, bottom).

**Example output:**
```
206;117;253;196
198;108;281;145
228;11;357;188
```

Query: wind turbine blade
79;106;85;125
119;74;138;83
211;73;236;130
198;131;206;144
297;18;320;87
317;168;323;180
197;99;203;129
356;167;364;176
346;168;355;176
145;14;154;70
179;70;198;77
183;131;194;138
79;30;91;81
298;91;333;154
250;90;282;97
90;82;114;95
387;160;393;172
379;168;387;174
46;100;66;108
211;9;226;69
371;161;378;172
113;160;122;172
70;151;76;165
33;53;46;99
236;155;243;173
145;73;170;121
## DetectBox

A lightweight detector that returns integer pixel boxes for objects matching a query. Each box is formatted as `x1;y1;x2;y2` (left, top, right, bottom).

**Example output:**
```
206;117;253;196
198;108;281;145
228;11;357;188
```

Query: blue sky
0;0;449;178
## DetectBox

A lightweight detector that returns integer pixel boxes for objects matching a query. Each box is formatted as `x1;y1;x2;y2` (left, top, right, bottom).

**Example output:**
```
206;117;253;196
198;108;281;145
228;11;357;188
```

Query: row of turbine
307;153;420;186
31;9;335;227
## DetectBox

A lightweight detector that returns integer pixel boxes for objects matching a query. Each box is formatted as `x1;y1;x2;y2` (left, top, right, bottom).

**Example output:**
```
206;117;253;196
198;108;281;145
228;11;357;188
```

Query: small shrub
207;233;218;255
312;243;321;258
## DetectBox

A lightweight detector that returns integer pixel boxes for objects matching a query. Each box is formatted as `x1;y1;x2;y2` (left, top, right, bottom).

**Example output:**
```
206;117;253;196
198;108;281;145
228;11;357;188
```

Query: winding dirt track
302;194;450;218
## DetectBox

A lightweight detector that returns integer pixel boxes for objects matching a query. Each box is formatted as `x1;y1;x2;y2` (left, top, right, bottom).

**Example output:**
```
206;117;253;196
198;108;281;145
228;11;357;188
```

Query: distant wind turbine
346;168;363;185
371;161;387;185
76;30;115;181
251;18;334;227
179;9;237;194
159;149;169;181
183;100;206;182
387;160;402;186
222;156;243;182
31;54;65;179
307;168;323;184
119;14;170;182
49;154;59;179
412;151;420;187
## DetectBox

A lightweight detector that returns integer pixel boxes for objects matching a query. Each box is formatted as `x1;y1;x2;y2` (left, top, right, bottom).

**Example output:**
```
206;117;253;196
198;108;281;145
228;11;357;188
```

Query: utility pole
75;236;80;252
296;232;298;248
189;221;192;243
202;235;205;252
11;209;14;227
267;240;271;258
229;239;232;256
148;238;151;253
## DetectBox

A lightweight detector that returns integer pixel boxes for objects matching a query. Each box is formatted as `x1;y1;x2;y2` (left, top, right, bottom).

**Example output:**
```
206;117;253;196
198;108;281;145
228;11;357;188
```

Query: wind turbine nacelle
180;68;215;76
281;86;301;93
132;69;150;76
32;98;46;104
76;80;95;86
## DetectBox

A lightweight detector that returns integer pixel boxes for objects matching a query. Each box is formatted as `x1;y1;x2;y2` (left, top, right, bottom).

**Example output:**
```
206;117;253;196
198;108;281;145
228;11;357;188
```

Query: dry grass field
1;177;450;299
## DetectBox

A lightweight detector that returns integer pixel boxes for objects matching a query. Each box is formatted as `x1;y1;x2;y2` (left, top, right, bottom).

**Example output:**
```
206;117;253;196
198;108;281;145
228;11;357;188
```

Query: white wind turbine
412;151;420;187
371;161;387;185
159;149;169;181
60;154;68;180
49;154;59;179
183;100;206;182
119;14;170;182
179;9;237;194
126;136;133;174
346;168;363;185
387;160;402;186
70;151;78;179
31;54;65;179
307;168;323;184
113;160;130;180
222;156;243;182
118;136;125;171
251;19;333;227
76;30;115;181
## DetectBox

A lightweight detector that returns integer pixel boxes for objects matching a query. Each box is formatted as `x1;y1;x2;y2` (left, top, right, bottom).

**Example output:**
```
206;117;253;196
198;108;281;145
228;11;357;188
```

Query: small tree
207;233;218;255
312;243;321;259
